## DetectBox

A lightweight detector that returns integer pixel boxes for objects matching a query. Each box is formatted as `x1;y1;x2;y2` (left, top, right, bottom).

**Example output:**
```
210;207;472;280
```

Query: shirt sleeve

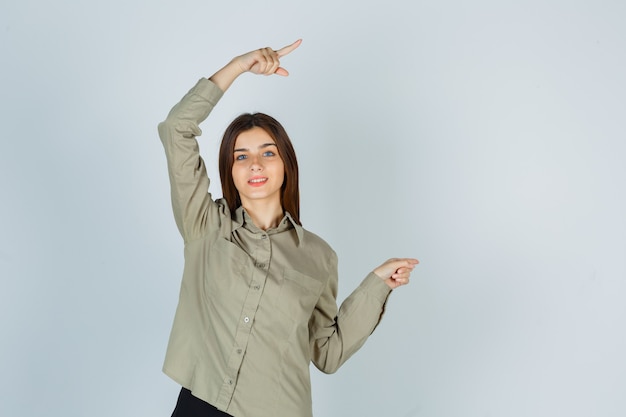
309;251;392;374
158;78;225;242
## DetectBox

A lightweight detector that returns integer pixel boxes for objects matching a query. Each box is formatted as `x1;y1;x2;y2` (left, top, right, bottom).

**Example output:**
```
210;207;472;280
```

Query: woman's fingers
272;39;302;76
392;267;412;279
374;259;417;278
249;47;277;75
276;39;302;58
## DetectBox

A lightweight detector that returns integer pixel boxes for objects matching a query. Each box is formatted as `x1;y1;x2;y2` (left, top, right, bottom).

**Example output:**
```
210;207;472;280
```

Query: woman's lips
248;177;268;187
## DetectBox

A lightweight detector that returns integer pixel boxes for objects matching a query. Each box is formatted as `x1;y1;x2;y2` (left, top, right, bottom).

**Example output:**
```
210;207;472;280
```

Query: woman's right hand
209;39;302;92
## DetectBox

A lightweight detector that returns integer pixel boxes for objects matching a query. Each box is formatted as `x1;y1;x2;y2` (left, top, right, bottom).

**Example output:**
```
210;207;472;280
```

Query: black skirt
171;388;233;417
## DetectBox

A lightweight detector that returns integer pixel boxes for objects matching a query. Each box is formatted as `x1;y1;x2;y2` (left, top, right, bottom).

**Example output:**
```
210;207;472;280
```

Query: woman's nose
249;155;263;170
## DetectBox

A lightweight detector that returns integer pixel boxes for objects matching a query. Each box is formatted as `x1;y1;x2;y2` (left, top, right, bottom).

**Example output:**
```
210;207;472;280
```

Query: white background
1;1;625;416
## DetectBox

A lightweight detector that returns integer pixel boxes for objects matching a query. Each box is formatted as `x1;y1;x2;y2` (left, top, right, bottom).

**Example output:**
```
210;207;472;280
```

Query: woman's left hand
373;258;419;289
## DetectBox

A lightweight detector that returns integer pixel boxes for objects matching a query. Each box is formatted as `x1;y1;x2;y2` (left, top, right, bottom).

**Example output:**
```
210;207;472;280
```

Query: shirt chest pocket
276;269;324;324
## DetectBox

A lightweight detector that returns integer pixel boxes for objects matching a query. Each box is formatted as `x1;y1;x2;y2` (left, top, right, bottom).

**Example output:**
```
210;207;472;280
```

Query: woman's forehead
234;127;276;149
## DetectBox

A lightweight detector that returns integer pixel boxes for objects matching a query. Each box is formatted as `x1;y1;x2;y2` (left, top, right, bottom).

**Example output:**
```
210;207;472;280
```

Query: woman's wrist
208;59;245;93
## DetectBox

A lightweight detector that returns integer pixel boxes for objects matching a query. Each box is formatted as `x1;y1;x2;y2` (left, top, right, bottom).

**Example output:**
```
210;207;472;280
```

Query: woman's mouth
248;177;268;187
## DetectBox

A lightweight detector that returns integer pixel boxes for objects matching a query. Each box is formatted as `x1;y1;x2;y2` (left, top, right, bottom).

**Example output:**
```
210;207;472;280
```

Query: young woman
158;39;418;417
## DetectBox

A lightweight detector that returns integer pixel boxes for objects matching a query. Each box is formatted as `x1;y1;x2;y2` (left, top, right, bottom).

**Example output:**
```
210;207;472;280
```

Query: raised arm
158;40;302;242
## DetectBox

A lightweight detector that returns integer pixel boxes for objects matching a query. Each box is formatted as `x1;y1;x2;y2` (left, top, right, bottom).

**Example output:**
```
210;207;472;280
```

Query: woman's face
232;127;285;209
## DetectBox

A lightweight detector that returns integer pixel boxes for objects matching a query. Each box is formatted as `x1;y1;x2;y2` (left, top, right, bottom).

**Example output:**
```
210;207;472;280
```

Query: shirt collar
233;206;304;246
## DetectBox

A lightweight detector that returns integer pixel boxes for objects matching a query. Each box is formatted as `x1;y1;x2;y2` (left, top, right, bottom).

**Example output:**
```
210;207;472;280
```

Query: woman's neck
242;201;284;230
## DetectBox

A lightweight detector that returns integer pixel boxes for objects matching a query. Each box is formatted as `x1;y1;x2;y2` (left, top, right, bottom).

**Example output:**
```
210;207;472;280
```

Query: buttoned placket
216;231;272;409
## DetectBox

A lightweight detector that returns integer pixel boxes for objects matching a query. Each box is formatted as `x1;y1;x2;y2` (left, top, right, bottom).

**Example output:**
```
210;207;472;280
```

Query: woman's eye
263;151;275;157
235;154;247;161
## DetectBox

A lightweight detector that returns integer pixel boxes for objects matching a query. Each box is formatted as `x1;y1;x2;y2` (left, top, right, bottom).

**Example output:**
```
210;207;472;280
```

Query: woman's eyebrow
234;143;277;152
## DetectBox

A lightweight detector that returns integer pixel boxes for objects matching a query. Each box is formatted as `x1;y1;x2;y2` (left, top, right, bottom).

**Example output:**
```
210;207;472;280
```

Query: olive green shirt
158;78;392;417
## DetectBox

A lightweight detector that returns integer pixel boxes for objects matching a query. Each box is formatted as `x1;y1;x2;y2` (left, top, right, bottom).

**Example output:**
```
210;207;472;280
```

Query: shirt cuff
190;78;224;106
359;272;392;304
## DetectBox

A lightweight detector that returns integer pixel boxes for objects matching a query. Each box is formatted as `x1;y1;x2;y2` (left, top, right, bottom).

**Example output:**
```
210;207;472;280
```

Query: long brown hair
218;113;301;225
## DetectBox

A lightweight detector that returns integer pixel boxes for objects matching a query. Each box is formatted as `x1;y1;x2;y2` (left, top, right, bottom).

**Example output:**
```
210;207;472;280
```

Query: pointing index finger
276;39;302;58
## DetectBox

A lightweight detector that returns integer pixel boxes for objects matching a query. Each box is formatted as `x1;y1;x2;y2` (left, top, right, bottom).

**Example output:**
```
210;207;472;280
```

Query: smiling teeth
249;178;267;183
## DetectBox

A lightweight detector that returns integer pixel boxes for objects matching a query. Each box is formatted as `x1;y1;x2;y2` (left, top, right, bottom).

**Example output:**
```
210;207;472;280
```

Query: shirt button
227;379;232;385
253;284;261;290
237;348;242;354
244;316;250;323
261;235;268;239
257;263;266;269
